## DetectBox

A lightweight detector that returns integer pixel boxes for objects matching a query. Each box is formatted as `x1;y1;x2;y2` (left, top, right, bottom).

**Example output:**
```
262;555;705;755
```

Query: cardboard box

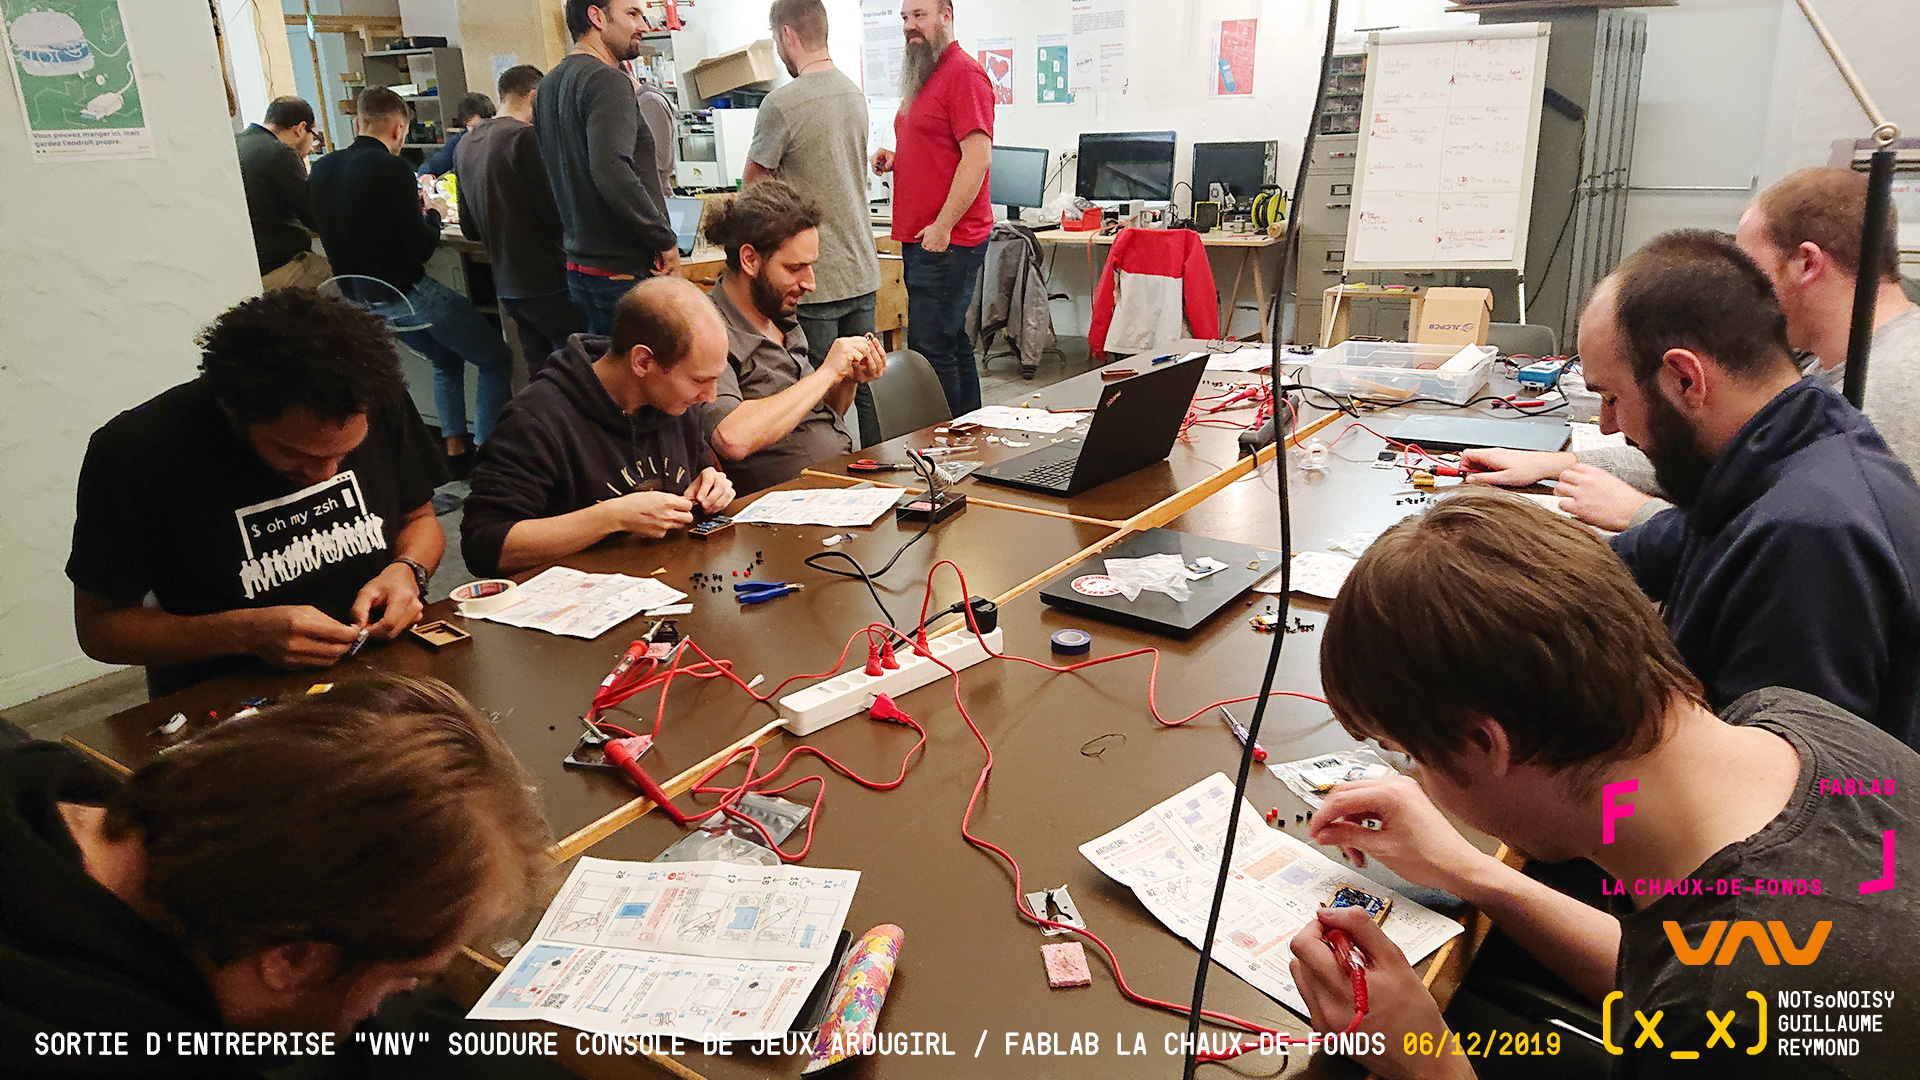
688;39;779;100
1411;287;1493;347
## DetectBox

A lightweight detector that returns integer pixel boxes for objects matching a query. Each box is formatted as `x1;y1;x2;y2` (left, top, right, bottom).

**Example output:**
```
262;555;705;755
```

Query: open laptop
975;356;1208;496
666;196;705;256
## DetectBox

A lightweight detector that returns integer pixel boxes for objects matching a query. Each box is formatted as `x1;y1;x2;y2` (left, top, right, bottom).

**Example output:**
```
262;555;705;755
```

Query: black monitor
1191;140;1276;206
1076;131;1177;203
990;145;1049;218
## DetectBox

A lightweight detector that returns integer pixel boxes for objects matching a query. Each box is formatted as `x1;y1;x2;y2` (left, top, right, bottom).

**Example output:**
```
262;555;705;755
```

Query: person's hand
871;148;894;175
1307;774;1502;896
243;606;362;669
654;246;682;275
1552;463;1652;531
1289;907;1472;1080
826;335;887;384
915;219;953;253
684;467;735;516
1459;448;1575;488
425;193;452;219
602;490;696;538
350;563;425;641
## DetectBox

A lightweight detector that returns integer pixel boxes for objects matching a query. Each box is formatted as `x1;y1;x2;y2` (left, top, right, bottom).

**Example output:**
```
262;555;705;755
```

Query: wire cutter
848;458;911;472
734;580;805;605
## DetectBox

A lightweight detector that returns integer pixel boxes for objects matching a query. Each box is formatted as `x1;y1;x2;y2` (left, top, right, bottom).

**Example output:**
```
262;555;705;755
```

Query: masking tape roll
451;579;517;616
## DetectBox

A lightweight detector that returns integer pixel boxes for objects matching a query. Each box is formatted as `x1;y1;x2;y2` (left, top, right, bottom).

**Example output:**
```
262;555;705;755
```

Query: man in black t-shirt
69;289;446;696
1281;489;1917;1080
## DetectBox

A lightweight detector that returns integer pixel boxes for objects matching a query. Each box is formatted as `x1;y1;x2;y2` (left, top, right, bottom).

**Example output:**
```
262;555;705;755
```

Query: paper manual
1080;773;1462;1018
468;857;859;1039
731;487;902;527
949;405;1086;434
467;566;684;639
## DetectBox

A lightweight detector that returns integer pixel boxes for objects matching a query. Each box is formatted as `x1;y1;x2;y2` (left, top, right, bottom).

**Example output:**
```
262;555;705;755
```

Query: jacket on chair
1088;228;1219;357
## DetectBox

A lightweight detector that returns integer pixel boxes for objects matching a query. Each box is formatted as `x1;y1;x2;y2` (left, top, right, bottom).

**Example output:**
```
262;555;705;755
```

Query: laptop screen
666;196;704;255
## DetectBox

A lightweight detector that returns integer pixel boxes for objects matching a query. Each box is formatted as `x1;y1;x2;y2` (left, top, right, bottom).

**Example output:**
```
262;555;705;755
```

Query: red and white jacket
1088;228;1220;356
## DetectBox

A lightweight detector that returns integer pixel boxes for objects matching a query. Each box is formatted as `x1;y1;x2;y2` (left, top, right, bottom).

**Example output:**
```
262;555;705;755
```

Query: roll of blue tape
1051;628;1092;655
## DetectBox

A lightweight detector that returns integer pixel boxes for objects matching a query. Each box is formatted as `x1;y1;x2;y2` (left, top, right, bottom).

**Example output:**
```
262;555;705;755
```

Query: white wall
398;0;462;44
0;0;261;707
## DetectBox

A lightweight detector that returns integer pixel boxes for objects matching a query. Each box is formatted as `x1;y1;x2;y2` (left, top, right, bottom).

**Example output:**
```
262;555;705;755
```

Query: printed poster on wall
1212;18;1257;97
976;35;1015;107
1036;33;1073;105
859;0;903;97
1067;0;1127;93
1;0;151;160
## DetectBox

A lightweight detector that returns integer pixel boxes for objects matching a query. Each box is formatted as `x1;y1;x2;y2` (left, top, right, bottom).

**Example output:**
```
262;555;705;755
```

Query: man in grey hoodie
461;277;734;577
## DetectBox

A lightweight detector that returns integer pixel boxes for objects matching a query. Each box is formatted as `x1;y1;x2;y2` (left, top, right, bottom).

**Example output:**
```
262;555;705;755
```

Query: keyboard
1010;457;1078;488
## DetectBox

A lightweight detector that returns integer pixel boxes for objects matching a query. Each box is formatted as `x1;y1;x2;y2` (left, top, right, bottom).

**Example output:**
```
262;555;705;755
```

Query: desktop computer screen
989;145;1050;217
1191;141;1276;205
1075;131;1177;203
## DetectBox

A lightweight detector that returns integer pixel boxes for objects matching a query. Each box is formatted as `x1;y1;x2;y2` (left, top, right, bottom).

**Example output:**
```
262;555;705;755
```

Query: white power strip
777;628;1004;736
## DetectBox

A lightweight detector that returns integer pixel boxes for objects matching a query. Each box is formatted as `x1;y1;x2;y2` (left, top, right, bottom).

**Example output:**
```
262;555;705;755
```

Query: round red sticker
1071;575;1123;597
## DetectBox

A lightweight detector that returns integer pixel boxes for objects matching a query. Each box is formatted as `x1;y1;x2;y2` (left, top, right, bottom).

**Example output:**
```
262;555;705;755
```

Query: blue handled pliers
734;580;806;605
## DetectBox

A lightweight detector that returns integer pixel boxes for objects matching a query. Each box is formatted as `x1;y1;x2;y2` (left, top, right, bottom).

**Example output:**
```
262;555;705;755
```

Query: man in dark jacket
235;96;325;288
456;64;584;369
461;277;734;577
311;86;512;468
1594;230;1920;747
538;0;681;335
0;676;551;1075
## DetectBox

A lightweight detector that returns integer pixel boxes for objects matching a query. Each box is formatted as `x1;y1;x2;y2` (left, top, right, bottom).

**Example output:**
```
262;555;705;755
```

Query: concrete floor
7;334;1096;744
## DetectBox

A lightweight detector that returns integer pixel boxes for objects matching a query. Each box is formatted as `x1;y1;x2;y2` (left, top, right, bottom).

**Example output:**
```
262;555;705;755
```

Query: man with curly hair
68;289;447;696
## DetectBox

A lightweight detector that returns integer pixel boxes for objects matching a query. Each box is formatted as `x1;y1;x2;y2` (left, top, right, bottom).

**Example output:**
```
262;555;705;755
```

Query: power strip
777;628;1004;736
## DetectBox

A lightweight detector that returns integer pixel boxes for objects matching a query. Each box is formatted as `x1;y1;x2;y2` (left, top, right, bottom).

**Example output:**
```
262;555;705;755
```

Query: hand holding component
1458;447;1576;488
734;580;805;605
602;490;696;538
244;605;362;669
1289;907;1462;1080
1551;463;1653;532
350;562;424;642
683;467;735;516
1308;774;1500;893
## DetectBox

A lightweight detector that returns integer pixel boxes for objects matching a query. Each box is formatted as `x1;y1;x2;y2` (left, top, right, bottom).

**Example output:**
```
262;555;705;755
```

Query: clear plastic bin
1307;341;1496;405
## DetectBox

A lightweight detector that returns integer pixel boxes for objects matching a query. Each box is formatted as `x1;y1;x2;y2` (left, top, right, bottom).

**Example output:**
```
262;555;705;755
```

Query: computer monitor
1191;141;1276;207
1076;131;1177;204
990;145;1050;219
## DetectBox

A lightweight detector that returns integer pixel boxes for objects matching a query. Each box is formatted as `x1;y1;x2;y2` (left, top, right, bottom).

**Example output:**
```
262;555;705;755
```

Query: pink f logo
1602;780;1638;844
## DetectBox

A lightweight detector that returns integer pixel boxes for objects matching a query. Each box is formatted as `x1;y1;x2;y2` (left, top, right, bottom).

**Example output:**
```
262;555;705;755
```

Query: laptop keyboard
1011;457;1078;488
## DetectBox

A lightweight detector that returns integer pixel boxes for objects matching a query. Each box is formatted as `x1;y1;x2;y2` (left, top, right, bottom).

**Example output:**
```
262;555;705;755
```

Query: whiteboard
1344;24;1551;271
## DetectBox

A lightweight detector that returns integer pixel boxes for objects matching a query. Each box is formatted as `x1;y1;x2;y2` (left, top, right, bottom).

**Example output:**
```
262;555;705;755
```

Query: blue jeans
374;276;512;444
567;269;642;337
902;241;988;416
798;291;879;445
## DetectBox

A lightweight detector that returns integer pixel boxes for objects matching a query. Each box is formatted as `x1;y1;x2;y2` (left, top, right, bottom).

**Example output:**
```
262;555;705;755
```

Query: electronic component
1327;884;1392;925
690;515;735;538
1515;357;1569;391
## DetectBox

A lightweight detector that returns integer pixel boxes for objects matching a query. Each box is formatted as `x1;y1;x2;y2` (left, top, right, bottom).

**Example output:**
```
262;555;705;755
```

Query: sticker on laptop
1071;575;1124;597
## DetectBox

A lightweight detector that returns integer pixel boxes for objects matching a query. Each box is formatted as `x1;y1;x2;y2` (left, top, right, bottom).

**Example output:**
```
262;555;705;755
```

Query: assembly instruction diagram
1081;773;1462;1019
470;858;860;1039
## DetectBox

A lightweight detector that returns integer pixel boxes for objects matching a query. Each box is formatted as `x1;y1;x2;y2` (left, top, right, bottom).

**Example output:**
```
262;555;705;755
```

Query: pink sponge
1041;941;1093;988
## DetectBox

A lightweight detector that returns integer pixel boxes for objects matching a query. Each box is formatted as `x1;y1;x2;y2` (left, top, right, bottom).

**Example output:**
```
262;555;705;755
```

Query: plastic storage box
1307;340;1495;404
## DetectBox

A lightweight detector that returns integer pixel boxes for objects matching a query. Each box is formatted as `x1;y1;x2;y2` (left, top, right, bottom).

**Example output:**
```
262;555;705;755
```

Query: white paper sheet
1253;551;1356;599
468;858;859;1039
1269;748;1397;809
731;487;902;527
468;567;685;639
1080;773;1463;1018
948;405;1088;434
1568;422;1627;453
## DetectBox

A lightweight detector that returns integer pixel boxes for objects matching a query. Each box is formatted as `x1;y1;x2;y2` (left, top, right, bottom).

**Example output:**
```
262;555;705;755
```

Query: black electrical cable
1179;0;1332;1075
801;455;943;626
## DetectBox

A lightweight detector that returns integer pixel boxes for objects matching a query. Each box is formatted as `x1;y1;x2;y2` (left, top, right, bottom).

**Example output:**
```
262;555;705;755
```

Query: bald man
461;277;735;576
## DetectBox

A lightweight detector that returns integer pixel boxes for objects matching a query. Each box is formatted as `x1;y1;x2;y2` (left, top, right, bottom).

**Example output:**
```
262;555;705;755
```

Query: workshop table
61;477;1116;853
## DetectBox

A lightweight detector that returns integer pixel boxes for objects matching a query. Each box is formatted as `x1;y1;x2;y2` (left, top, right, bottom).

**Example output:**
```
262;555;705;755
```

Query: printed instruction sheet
1080;773;1463;1018
469;566;685;639
469;858;859;1039
731;487;903;527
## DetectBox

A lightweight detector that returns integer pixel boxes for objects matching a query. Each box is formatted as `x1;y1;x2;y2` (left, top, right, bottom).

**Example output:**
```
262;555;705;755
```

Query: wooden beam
282;14;404;36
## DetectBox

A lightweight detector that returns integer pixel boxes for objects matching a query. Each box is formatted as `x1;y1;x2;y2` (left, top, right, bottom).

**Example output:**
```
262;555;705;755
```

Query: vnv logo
1664;921;1831;965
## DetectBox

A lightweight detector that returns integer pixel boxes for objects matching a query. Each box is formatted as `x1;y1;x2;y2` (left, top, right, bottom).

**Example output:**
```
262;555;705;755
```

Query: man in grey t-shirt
747;0;885;444
1465;168;1919;530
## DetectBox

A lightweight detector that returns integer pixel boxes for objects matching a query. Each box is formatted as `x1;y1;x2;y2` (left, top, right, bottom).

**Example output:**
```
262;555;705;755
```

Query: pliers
848;458;911;472
734;580;806;605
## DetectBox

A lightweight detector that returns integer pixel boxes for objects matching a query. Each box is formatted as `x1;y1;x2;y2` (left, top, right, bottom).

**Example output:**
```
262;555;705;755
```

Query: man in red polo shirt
871;0;994;415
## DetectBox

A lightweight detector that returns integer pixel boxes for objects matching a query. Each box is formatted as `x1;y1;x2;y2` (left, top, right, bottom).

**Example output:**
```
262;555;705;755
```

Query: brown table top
62;479;1115;849
808;342;1329;527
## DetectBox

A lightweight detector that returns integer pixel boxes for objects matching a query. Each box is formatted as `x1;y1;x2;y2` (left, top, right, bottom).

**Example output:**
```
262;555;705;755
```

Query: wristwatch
392;556;430;600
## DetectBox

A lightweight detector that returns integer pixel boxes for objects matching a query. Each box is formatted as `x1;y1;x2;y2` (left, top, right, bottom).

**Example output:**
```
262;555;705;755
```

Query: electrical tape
1050;628;1092;655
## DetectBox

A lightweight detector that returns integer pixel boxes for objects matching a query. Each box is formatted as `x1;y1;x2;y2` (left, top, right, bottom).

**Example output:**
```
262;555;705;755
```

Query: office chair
867;350;953;444
1487;321;1558;359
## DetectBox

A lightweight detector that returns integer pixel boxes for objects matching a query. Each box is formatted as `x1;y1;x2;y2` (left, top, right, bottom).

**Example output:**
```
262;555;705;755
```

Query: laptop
1387;414;1570;454
666;196;706;256
1038;528;1276;636
976;356;1209;496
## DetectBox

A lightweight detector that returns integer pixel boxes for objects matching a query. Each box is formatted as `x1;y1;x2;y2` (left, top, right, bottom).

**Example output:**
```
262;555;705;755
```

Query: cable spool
1249;188;1288;232
1050;628;1092;655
